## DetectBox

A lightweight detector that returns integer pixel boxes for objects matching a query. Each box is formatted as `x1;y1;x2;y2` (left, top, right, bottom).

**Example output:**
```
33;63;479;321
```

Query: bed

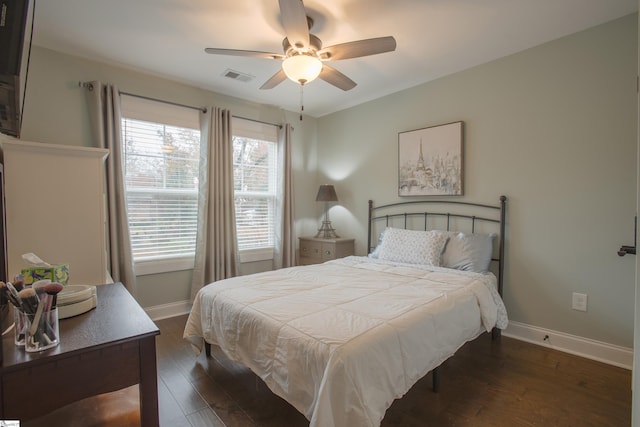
184;196;508;427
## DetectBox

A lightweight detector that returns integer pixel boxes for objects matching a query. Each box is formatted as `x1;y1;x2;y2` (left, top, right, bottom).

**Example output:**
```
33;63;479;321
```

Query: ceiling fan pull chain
299;84;304;121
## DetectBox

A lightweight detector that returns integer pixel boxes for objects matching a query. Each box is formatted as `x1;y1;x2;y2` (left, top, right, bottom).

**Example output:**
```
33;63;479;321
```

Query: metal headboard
367;196;507;297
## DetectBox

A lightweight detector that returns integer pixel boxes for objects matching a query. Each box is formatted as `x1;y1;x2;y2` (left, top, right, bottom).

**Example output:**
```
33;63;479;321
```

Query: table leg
139;336;159;427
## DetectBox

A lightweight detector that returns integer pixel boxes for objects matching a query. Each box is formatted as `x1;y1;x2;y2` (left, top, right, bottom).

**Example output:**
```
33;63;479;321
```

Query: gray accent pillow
441;232;496;272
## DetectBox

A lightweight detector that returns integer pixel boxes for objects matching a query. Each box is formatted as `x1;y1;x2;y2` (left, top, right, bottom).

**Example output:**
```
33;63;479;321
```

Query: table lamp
315;184;339;238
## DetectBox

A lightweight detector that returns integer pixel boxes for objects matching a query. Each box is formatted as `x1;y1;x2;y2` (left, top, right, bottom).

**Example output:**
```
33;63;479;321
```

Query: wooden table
0;282;160;425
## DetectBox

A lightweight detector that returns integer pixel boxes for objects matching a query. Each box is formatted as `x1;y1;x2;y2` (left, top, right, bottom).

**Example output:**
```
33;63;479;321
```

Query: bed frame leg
205;342;211;358
432;367;440;392
492;327;501;341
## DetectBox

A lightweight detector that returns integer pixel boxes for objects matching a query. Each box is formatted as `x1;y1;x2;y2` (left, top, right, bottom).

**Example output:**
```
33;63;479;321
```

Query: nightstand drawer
299;239;323;261
298;237;355;265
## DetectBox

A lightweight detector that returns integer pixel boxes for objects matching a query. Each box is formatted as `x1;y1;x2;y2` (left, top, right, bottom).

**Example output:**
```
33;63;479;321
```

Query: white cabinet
1;138;110;286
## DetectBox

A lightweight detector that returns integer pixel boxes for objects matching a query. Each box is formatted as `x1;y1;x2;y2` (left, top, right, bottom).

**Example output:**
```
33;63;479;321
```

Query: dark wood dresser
0;282;160;425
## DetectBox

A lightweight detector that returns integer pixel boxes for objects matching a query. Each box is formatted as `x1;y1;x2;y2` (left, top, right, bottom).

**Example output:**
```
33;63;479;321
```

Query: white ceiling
32;0;638;117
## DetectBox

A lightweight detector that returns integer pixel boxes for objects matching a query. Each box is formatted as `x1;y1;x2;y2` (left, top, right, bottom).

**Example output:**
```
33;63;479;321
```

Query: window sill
134;249;273;276
239;248;274;263
135;257;195;276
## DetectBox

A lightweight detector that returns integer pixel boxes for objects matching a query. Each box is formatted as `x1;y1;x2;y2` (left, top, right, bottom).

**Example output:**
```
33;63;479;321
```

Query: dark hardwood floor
26;314;631;427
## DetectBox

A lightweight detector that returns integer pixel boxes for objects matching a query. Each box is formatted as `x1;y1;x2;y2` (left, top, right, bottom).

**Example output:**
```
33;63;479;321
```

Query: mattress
184;256;508;427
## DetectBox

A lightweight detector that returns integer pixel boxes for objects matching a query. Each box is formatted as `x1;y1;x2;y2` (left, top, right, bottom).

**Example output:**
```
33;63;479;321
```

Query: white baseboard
503;321;633;370
144;300;192;321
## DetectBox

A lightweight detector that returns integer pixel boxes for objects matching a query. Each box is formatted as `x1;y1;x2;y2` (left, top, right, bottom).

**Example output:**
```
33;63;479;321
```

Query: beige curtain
86;81;137;296
274;123;296;268
190;107;239;301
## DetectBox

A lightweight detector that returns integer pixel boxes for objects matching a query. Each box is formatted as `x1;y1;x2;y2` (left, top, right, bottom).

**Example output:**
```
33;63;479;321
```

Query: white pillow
377;227;449;266
441;232;496;272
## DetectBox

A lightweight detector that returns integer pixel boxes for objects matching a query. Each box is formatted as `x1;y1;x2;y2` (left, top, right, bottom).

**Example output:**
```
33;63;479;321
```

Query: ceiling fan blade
318;36;397;61
279;0;310;49
318;65;357;91
205;48;284;60
260;69;288;90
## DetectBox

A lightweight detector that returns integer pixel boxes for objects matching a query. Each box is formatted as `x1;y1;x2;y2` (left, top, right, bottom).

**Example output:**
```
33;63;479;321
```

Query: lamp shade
282;54;323;85
315;185;338;202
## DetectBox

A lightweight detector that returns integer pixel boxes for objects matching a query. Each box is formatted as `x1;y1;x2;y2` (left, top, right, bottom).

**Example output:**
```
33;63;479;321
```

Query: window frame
120;95;201;275
232;118;279;263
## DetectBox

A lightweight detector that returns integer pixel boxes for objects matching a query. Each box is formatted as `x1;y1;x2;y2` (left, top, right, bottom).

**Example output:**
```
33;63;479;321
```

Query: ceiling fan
205;0;397;91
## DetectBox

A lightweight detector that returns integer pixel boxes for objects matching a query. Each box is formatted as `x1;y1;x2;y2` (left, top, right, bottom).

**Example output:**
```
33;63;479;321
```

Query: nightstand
298;236;355;265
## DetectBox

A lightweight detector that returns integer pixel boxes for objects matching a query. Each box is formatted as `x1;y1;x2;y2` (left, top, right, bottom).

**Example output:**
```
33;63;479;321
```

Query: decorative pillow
441;232;496;272
377;227;449;266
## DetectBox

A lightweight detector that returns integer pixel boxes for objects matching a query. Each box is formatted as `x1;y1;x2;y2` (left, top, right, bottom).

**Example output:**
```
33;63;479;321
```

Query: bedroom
0;0;638;425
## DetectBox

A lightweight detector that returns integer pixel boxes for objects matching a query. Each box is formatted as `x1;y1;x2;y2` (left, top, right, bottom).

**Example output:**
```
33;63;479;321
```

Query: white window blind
232;118;278;255
121;96;201;269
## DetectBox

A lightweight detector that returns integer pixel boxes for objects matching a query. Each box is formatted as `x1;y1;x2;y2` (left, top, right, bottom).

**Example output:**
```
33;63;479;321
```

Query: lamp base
315;221;339;239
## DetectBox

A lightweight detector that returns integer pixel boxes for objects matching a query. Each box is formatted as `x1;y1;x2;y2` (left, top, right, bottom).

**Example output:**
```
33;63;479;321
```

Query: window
120;96;200;274
232;118;278;262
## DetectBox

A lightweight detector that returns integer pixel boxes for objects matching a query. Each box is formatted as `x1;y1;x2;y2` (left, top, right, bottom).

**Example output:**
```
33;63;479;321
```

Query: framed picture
398;121;464;196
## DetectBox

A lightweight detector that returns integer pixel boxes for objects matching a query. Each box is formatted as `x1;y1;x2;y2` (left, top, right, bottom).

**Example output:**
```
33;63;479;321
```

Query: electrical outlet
572;292;588;312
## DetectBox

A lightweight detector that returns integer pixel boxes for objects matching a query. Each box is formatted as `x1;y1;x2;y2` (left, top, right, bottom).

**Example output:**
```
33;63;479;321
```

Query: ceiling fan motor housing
282;34;323;58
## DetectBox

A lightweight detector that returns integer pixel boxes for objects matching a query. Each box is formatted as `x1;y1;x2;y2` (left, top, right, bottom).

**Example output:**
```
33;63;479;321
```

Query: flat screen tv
0;163;8;359
0;0;33;137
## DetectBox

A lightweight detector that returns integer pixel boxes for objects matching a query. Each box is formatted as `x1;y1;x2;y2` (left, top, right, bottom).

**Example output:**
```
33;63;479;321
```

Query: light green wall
318;14;638;347
13;14;638;348
18;45;319;308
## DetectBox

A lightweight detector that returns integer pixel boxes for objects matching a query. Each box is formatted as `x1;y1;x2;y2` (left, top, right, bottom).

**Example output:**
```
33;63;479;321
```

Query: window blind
232;118;278;252
121;113;200;262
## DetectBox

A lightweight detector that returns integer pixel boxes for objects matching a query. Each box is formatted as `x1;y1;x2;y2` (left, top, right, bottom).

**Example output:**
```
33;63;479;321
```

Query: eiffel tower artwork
398;121;464;196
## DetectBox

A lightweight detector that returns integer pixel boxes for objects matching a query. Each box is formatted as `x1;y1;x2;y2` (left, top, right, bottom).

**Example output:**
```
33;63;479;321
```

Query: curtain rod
78;81;207;113
232;115;282;129
120;91;207;114
79;81;289;129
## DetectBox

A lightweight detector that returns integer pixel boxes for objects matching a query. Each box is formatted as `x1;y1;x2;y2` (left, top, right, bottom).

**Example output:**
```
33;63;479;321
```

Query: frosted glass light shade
282;54;322;85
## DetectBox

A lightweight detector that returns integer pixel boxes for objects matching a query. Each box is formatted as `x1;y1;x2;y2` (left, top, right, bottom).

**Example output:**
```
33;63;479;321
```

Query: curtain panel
190;107;239;302
86;82;137;296
274;123;296;268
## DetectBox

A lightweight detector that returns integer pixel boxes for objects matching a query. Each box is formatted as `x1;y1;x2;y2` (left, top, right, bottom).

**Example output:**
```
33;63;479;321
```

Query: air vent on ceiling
222;69;254;83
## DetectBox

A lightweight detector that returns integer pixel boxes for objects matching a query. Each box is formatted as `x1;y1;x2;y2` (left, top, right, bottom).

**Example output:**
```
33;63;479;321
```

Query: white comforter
184;256;508;427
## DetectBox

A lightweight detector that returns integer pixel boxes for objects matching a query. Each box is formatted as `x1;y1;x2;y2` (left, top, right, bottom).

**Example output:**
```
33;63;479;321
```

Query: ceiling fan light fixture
282;54;322;85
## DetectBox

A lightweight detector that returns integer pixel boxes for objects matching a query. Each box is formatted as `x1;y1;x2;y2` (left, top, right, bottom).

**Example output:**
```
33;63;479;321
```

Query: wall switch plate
572;292;588;312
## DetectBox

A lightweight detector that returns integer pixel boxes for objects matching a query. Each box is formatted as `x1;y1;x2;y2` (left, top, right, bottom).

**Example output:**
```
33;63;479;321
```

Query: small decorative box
21;264;70;286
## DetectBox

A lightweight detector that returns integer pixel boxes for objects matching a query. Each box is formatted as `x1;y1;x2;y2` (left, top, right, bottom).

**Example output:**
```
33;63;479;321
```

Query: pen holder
14;308;26;346
25;307;59;352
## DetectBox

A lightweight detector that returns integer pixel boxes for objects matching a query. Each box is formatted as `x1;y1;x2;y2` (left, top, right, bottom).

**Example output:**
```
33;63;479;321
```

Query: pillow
441;232;496;272
377;227;449;266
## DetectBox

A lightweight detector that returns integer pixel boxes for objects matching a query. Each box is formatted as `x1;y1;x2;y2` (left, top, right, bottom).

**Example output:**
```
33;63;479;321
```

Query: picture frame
398;121;464;196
